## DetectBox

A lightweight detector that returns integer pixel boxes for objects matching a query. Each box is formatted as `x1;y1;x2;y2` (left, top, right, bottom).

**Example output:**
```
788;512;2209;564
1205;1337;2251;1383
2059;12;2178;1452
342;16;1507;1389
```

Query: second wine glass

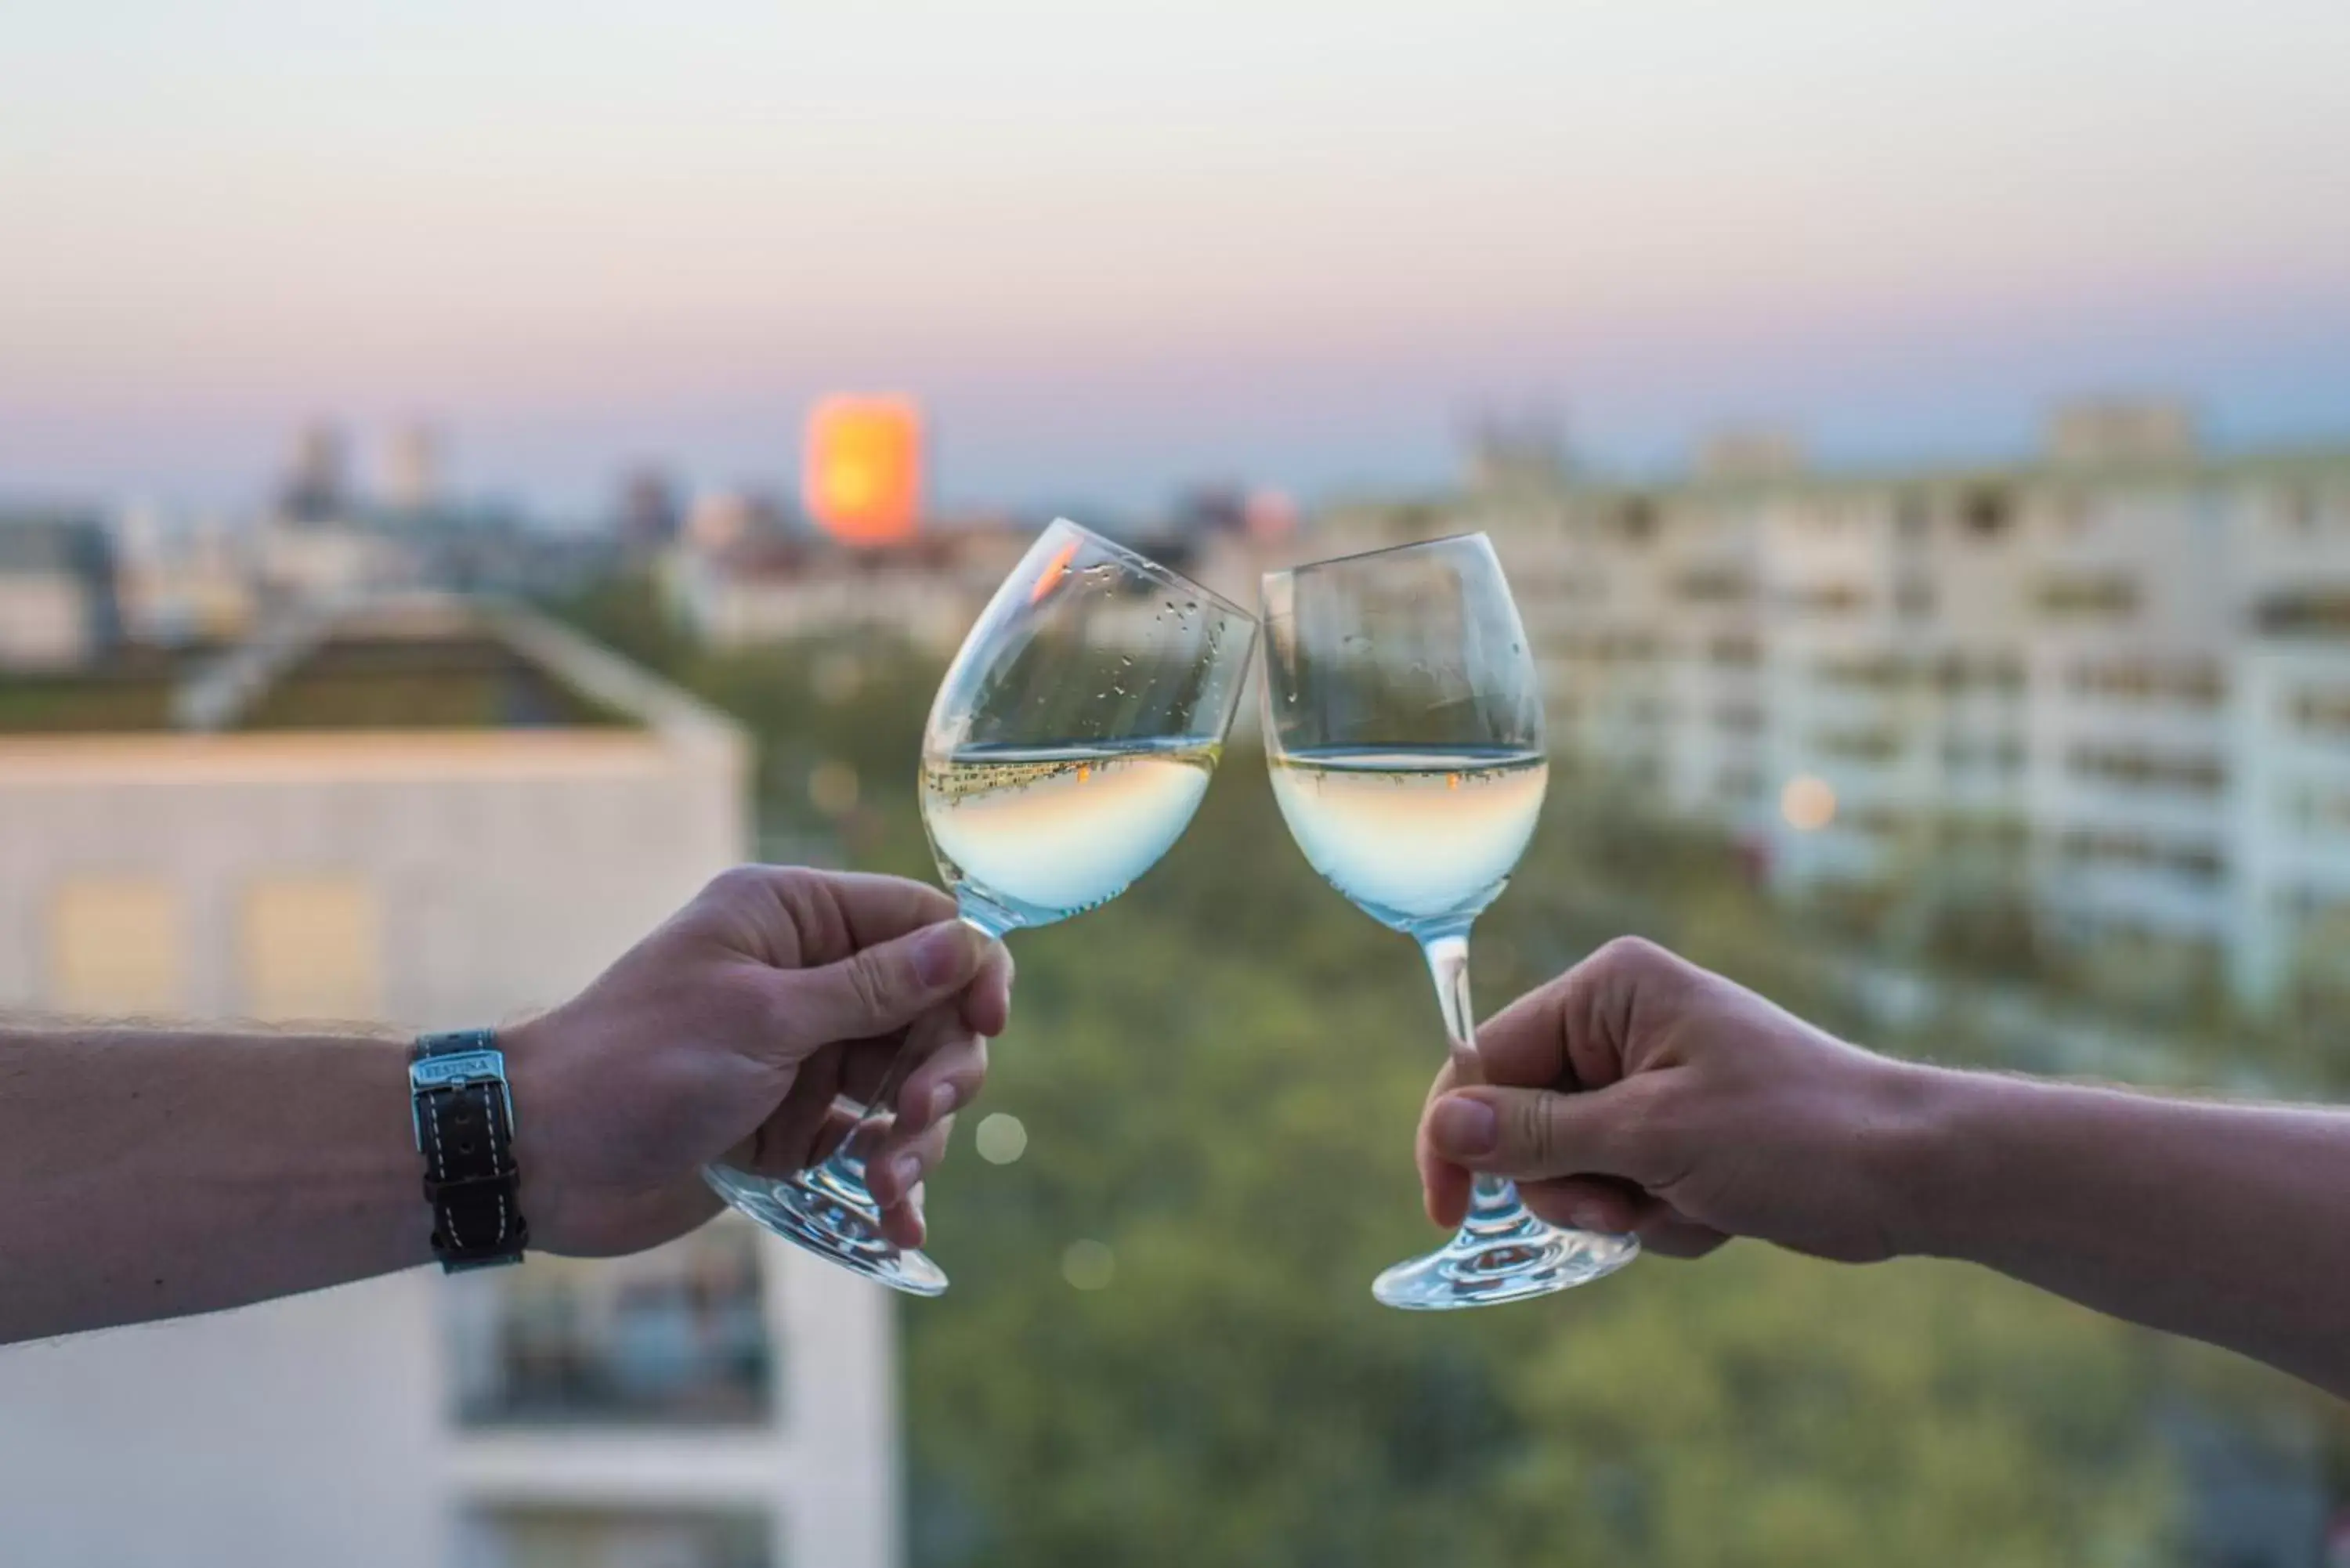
707;519;1256;1295
1260;533;1639;1310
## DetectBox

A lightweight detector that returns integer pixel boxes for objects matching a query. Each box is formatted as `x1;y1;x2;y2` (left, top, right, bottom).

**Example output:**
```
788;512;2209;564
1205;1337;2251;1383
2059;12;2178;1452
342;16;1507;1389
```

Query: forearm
1896;1065;2350;1395
0;1024;436;1345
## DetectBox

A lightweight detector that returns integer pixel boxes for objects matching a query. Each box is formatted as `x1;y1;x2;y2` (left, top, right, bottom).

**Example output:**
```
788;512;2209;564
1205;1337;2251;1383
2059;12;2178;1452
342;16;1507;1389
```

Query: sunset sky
5;0;2349;515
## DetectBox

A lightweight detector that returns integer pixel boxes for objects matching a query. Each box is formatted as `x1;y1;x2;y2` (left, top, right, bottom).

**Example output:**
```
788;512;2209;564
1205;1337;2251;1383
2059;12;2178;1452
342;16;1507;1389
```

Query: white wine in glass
1261;533;1639;1310
706;519;1256;1295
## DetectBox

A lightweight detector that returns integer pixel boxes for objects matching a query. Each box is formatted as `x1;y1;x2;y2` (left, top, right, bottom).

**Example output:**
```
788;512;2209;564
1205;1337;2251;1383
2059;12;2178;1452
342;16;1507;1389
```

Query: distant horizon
12;378;2350;533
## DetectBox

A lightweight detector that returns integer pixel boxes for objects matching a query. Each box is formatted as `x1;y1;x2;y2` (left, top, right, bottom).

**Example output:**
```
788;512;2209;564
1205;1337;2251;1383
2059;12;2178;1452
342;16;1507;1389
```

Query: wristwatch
410;1029;529;1273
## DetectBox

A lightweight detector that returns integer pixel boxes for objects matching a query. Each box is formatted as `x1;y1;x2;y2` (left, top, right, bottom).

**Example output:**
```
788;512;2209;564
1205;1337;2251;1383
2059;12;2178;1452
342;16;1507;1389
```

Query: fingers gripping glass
706;521;1257;1295
1260;533;1638;1310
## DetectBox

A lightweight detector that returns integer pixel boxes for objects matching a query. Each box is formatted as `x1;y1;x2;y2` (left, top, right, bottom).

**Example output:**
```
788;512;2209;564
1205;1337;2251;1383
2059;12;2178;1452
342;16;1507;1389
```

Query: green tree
539;591;2268;1566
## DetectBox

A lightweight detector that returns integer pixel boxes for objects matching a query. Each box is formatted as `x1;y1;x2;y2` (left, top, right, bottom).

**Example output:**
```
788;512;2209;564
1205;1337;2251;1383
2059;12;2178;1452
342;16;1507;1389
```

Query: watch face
411;1050;505;1089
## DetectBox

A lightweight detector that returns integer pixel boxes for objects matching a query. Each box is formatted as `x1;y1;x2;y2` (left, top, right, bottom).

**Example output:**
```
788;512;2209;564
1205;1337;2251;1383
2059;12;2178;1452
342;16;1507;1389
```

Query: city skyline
5;0;2350;514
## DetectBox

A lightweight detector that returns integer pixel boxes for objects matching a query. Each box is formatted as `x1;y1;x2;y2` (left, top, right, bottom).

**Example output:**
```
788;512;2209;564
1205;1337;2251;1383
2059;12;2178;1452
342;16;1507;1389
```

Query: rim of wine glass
1047;516;1256;624
1260;529;1492;591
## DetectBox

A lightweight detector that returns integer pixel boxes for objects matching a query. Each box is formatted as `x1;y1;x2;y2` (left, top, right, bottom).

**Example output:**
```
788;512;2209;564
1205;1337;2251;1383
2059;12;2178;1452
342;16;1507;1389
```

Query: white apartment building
111;507;261;645
0;598;898;1568
661;530;1035;657
0;515;119;670
1314;413;2350;1013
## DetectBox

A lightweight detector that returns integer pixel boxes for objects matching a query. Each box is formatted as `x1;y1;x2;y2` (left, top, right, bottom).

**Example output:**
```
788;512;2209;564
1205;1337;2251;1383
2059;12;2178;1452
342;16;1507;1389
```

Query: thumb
1425;1081;1678;1187
781;919;995;1050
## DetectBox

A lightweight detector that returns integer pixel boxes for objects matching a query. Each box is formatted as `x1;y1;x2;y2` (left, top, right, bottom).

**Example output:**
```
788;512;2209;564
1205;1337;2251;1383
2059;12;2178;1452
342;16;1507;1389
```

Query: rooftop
0;600;654;737
238;634;631;731
1489;441;2350;508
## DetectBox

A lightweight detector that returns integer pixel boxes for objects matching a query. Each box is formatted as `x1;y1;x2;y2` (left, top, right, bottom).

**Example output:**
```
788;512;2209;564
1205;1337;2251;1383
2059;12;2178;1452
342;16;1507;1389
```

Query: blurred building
1462;411;1572;497
112;507;259;645
255;511;424;605
280;421;351;523
383;422;444;515
0;598;897;1568
662;524;1032;656
618;465;685;556
1315;403;2350;1013
0;512;121;669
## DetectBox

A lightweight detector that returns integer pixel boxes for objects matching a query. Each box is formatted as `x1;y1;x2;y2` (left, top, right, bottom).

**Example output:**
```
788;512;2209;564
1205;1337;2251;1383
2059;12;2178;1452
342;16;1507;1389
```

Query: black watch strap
410;1029;528;1273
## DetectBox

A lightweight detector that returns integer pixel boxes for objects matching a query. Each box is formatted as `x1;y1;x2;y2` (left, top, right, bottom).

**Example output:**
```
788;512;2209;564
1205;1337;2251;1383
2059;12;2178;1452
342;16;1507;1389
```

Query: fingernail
927;1084;958;1125
1571;1201;1611;1233
913;923;975;988
890;1153;922;1194
1430;1096;1498;1158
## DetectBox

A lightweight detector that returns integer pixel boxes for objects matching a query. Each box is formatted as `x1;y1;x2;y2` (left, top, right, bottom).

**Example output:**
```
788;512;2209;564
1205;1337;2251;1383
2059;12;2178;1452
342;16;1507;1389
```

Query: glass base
1373;1191;1639;1311
703;1155;949;1299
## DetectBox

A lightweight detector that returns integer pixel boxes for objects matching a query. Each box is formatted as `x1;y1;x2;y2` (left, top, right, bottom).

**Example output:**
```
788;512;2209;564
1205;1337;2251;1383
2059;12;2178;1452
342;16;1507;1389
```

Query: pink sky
5;0;2349;512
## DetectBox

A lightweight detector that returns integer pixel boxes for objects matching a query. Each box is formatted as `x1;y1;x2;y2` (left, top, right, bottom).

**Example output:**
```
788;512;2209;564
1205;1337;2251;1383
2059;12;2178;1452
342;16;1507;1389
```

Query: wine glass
707;519;1257;1295
1260;533;1639;1310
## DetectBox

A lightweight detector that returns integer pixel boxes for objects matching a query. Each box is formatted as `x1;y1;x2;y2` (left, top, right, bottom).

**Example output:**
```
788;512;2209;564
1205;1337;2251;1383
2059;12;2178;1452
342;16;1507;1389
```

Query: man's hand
1417;938;1929;1263
506;866;1014;1259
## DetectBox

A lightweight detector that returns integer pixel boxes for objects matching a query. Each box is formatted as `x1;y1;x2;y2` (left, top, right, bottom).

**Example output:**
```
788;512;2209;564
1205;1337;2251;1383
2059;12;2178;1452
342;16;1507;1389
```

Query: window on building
2066;745;2226;795
456;1506;770;1568
1615;497;1658;543
2069;659;2225;707
1714;766;1762;801
1708;634;1760;666
1813;727;1904;762
2261;591;2350;636
240;875;381;1021
2037;576;2139;619
1961;486;2014;538
49;879;183;1016
1712;702;1763;734
2057;829;2225;881
1782;583;1867;616
2292;688;2350;739
1815;653;1907;688
448;1221;774;1429
1673;567;1752;603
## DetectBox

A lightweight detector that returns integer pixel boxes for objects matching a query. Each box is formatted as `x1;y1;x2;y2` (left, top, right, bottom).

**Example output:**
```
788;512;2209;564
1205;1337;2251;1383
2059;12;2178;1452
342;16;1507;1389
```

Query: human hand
1416;938;1929;1263
504;866;1013;1259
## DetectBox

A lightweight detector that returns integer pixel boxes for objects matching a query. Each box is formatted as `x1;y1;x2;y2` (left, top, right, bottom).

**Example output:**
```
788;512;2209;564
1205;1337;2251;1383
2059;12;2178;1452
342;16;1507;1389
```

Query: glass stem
1420;930;1532;1236
826;909;1004;1178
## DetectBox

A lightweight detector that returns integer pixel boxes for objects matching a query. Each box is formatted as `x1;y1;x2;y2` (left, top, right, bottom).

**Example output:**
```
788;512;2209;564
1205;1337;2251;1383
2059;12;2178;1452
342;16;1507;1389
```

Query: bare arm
0;866;1011;1347
1905;1071;2350;1396
1415;938;2350;1399
0;1024;432;1342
